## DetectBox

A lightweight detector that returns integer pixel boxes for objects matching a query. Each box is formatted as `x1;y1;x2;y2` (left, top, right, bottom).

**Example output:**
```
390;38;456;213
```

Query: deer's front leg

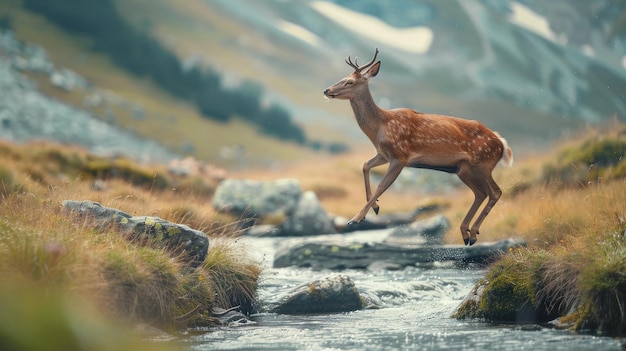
362;154;388;215
349;158;404;225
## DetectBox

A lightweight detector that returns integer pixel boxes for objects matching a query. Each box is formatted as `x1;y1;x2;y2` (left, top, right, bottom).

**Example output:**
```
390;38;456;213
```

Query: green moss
456;250;558;323
452;279;486;320
480;256;537;322
561;139;626;168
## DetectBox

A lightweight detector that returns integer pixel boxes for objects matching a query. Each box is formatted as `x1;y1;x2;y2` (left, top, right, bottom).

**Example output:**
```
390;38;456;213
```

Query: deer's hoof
463;238;478;246
347;220;358;226
373;207;379;215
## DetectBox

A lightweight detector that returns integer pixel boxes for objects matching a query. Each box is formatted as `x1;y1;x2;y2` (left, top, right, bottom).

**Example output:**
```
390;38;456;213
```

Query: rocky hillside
0;30;177;163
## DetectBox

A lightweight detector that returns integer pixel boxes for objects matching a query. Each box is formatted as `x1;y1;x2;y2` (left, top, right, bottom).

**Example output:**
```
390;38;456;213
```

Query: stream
180;231;624;351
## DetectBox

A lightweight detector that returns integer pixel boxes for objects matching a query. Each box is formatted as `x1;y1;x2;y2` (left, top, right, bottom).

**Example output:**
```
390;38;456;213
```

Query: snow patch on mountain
277;20;321;47
311;1;433;54
507;2;562;43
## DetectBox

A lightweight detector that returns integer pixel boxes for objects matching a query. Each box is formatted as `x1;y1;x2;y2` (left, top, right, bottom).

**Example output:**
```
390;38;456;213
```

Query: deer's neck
350;88;385;142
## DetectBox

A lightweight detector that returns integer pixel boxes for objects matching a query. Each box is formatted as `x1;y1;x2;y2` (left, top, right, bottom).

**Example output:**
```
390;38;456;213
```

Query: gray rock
384;214;450;246
273;238;526;270
61;200;209;267
213;309;253;327
212;178;301;219
244;224;281;237
277;191;336;236
271;274;363;314
50;68;88;91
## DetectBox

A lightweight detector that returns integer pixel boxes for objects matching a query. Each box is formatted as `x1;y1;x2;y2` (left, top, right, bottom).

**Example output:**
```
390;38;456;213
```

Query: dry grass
0;141;259;349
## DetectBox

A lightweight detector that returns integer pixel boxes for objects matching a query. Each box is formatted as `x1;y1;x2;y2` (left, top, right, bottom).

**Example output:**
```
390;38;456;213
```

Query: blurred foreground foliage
0;140;260;348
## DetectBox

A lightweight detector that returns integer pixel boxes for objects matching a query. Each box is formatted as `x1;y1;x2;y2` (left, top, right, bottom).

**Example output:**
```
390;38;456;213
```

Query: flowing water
180;231;624;351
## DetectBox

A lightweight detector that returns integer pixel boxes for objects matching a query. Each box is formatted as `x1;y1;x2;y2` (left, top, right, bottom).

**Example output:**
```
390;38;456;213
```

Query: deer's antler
345;47;379;73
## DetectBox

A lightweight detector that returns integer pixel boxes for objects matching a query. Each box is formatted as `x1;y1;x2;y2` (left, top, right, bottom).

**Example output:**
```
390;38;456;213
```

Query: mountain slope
123;0;626;152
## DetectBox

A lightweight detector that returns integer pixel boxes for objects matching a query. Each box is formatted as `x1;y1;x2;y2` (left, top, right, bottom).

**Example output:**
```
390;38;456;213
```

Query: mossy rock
454;251;559;324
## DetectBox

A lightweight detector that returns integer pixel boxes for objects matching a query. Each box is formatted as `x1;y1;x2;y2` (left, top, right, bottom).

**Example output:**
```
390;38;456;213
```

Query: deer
323;48;513;246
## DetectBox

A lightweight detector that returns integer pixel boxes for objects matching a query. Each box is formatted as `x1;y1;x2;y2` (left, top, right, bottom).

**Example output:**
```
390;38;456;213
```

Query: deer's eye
344;80;354;86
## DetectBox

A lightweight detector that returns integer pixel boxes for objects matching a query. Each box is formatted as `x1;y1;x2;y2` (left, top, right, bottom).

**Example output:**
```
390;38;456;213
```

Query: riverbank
452;123;626;336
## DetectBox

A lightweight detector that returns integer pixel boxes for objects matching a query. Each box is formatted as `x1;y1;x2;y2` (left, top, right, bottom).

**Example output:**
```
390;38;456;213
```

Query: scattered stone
212;307;254;327
61;200;209;267
50;68;88;91
271;274;363;314
168;156;227;181
132;105;145;120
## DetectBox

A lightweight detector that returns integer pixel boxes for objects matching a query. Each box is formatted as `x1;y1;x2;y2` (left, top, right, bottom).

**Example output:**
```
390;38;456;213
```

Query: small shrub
173;175;215;197
543;138;626;187
0;165;23;196
83;158;169;190
201;238;260;315
101;247;181;329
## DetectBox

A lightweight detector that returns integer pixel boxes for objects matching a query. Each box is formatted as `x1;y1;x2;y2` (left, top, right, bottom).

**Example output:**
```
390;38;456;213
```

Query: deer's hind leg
469;172;502;237
456;163;488;245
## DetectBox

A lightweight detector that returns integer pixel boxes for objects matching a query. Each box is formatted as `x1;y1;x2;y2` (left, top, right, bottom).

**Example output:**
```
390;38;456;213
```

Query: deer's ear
363;61;381;79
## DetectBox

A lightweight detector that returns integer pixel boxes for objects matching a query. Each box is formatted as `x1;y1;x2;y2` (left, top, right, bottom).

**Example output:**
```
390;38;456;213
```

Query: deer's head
324;48;380;100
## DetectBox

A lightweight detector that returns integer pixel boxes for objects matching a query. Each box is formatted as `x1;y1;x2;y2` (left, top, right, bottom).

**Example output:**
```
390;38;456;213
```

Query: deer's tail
495;132;514;167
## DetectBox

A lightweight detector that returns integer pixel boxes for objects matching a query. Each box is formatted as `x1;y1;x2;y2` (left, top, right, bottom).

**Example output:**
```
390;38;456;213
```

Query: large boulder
214;178;337;236
61;200;209;267
212;178;301;219
271;274;363;314
273;238;526;270
277;191;336;236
